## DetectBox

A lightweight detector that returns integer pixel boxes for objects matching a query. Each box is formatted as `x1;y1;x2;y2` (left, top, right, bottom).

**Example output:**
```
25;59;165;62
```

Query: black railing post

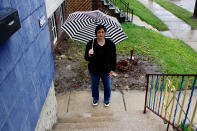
127;3;129;21
124;4;127;9
144;74;149;113
166;123;170;131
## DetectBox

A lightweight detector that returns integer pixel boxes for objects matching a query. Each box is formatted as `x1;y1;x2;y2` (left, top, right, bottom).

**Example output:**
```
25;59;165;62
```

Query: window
50;13;57;44
59;4;64;26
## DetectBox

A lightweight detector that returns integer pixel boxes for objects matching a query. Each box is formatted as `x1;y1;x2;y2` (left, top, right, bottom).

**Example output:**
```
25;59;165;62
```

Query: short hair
95;25;106;36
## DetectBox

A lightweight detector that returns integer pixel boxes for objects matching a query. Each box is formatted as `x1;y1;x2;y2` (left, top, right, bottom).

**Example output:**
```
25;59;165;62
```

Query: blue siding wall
0;0;55;130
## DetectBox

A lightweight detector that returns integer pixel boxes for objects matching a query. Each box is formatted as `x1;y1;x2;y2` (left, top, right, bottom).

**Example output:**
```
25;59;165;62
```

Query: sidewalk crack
121;90;127;111
67;90;71;112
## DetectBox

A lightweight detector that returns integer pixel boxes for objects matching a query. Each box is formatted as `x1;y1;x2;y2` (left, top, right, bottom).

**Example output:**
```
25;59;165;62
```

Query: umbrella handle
91;38;94;50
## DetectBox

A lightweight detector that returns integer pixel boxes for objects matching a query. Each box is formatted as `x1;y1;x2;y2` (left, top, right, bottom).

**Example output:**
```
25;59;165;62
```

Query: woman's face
96;28;106;39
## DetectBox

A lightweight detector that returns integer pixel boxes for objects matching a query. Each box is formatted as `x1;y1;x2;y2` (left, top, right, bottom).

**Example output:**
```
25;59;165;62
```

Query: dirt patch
53;40;162;94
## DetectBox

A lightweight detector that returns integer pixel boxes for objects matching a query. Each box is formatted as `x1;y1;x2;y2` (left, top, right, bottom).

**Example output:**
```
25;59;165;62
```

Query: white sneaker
104;101;110;107
92;100;98;106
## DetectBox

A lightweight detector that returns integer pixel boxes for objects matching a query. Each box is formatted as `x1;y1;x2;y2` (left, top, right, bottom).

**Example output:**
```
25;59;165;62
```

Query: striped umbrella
61;10;128;44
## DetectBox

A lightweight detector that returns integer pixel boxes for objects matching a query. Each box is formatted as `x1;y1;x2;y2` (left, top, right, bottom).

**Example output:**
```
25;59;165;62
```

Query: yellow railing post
189;101;197;131
151;76;156;109
169;76;179;121
165;76;174;118
147;75;151;107
161;76;169;116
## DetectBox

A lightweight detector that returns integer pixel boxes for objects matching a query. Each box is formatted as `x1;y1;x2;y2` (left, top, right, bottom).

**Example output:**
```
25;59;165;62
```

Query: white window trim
59;4;64;26
50;13;57;44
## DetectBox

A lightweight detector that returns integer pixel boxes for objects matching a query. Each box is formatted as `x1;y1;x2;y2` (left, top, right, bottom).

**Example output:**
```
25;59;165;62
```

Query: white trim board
45;0;64;18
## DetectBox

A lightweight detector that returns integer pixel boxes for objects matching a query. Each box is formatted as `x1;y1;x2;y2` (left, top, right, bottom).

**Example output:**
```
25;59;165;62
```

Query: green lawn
154;0;197;29
117;0;168;31
117;22;197;74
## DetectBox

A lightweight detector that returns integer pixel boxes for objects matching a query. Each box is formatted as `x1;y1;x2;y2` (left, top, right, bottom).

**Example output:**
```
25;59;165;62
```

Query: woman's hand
109;71;113;77
88;49;94;56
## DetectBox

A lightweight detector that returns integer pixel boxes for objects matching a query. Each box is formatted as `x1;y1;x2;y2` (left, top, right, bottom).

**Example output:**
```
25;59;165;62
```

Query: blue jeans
89;72;111;102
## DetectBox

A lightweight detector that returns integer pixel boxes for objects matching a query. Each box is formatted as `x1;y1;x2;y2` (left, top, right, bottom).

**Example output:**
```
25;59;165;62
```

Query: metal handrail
144;74;197;131
108;0;134;22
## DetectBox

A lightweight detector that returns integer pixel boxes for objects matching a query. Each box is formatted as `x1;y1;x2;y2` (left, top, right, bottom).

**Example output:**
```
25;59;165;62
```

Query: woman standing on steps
85;25;117;107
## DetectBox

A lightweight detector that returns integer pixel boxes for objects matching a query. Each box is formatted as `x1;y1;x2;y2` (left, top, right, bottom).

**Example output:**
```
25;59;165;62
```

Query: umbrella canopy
61;10;128;44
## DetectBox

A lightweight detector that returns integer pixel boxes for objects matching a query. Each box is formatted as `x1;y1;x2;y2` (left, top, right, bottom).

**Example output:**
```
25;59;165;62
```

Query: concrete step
101;0;128;23
54;121;134;130
109;5;115;10
58;115;117;124
103;0;110;6
58;111;142;123
58;111;113;121
50;127;136;131
53;111;173;131
50;118;173;131
57;111;135;124
114;8;120;14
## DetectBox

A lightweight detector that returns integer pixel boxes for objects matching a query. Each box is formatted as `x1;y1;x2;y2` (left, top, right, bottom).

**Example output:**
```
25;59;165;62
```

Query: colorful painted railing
144;74;197;131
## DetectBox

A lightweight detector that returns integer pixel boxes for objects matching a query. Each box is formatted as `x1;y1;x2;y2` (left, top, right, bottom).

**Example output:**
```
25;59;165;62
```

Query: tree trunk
193;0;197;18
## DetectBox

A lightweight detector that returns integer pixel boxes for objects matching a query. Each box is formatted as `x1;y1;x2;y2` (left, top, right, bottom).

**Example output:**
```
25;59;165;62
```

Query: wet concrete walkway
133;15;159;32
169;0;196;13
136;0;197;52
52;90;197;131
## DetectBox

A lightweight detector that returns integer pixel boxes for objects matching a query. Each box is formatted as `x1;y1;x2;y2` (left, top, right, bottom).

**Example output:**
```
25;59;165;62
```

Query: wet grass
155;0;197;29
65;39;89;79
118;22;197;74
64;39;85;58
117;0;168;31
179;121;196;131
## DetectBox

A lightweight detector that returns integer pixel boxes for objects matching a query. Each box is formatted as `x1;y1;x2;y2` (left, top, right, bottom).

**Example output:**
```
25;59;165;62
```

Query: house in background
45;0;67;50
47;0;133;52
45;0;94;51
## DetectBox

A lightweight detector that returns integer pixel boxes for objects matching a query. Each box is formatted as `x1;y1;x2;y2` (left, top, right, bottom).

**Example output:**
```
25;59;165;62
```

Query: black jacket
85;38;116;74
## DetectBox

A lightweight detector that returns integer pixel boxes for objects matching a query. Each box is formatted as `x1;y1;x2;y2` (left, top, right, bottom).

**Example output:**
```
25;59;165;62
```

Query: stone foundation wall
35;81;57;131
